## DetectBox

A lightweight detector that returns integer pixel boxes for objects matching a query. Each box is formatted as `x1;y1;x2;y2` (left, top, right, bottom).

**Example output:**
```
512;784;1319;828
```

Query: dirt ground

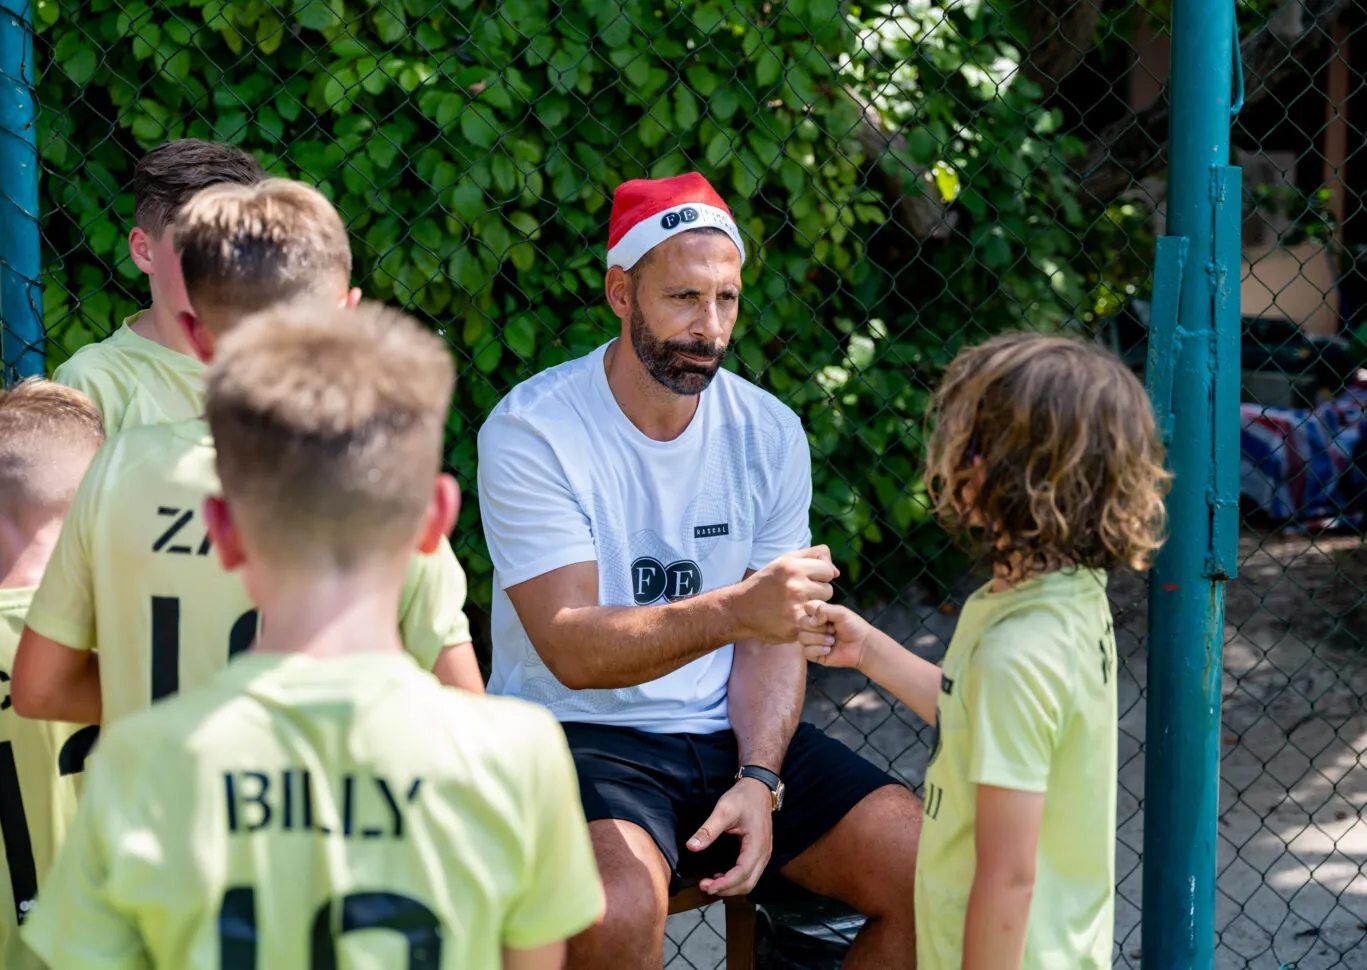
666;528;1367;969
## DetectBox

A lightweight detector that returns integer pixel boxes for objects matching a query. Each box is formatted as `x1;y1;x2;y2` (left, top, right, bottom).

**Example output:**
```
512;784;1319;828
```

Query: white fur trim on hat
605;202;746;270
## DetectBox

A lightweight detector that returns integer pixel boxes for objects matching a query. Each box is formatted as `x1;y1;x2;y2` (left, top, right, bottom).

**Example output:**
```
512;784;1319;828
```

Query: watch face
774;781;786;811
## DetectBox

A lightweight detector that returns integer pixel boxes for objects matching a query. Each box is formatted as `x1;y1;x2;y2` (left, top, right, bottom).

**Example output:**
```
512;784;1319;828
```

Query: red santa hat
606;173;746;271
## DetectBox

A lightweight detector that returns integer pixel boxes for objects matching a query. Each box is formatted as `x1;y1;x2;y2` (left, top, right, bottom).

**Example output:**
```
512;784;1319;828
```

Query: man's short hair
134;140;264;238
0;379;105;523
205;301;455;572
175;178;353;335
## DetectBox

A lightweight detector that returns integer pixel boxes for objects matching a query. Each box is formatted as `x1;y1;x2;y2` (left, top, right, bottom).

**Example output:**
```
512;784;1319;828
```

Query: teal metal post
0;0;43;384
1141;0;1239;958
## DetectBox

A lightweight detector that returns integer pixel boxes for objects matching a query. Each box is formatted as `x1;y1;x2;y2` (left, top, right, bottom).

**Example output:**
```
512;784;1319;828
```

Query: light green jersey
0;588;91;965
916;568;1118;970
23;652;603;969
25;419;472;725
52;314;204;434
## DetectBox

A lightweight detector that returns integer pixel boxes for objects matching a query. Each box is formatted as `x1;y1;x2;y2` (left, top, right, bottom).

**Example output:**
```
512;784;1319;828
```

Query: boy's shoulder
100;656;565;752
84;419;216;498
53;322;141;379
437;691;569;762
980;570;1108;631
87;675;247;788
53;317;204;434
453;690;563;736
92;664;570;810
971;572;1111;675
52;320;193;397
116;417;214;454
433;694;576;804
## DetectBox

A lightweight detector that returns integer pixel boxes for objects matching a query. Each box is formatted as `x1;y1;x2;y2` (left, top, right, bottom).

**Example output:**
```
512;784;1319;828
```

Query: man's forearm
962;869;1034;970
543;587;747;690
728;640;804;772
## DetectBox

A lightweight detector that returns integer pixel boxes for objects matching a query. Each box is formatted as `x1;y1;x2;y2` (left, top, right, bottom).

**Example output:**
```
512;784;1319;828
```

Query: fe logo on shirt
631;558;703;604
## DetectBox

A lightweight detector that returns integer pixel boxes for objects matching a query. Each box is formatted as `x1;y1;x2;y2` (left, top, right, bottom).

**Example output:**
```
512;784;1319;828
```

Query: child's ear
416;474;461;555
343;287;362;309
178;311;216;365
203;496;246;572
129;227;155;275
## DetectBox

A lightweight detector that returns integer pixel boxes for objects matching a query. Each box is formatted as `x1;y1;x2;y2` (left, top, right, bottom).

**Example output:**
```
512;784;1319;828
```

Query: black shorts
561;720;900;894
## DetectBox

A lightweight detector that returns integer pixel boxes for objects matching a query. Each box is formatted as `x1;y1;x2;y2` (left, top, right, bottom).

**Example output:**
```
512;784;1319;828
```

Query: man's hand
733;546;839;644
686;778;774;896
797;602;874;670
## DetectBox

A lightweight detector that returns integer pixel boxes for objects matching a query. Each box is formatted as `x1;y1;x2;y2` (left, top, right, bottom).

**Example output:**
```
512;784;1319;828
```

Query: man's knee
847;785;921;916
567;820;670;968
596;870;668;945
832;792;920;970
782;784;922;918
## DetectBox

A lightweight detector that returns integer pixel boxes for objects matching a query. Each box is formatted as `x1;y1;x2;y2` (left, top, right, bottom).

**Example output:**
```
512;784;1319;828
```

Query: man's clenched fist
734;545;839;643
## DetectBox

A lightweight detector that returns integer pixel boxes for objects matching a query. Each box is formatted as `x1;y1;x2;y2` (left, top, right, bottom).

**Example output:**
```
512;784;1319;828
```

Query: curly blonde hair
926;332;1170;579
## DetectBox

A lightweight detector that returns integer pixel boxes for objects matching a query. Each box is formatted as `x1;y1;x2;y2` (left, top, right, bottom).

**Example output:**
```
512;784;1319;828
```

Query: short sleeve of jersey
22;738;147;970
24;441;113;652
53;357;128;436
747;415;813;571
503;714;604;949
477;411;597;589
398;536;473;670
965;612;1074;794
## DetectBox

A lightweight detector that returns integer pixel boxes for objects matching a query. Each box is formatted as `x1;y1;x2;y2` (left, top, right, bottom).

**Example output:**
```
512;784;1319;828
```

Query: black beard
629;304;728;396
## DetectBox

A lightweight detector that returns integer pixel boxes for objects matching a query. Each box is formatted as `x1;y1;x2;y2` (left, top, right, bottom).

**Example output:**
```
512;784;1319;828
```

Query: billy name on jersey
224;770;422;839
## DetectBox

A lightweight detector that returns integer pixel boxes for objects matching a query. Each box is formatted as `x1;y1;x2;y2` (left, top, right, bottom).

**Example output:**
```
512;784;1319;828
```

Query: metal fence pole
0;0;42;385
1141;0;1240;960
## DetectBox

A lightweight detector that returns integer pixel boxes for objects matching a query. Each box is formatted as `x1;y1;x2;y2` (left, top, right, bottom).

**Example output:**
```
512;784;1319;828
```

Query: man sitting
477;173;921;969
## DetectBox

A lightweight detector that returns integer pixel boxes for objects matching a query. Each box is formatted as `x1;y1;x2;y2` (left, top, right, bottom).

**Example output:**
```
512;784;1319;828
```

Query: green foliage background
35;0;1151;612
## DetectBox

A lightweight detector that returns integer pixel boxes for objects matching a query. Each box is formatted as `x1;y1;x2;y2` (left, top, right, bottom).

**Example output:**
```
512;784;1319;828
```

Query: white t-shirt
477;340;813;734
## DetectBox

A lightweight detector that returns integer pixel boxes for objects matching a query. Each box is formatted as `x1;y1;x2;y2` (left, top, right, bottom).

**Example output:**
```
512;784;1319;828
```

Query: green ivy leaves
35;0;1141;609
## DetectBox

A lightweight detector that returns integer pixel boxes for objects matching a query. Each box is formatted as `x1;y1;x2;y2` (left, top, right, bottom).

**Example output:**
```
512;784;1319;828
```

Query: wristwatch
736;765;785;812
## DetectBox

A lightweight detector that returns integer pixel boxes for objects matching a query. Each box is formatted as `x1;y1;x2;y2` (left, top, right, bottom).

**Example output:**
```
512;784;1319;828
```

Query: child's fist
798;602;872;670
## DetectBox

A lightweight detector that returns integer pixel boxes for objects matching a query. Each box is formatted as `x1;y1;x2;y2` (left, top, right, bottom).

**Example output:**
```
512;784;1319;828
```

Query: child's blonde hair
0;379;105;523
175;178;352;334
926;332;1170;578
204;300;454;572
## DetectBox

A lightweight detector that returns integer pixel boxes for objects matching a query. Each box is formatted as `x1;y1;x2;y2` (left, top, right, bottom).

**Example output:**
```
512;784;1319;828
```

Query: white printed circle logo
660;207;699;231
631;557;703;604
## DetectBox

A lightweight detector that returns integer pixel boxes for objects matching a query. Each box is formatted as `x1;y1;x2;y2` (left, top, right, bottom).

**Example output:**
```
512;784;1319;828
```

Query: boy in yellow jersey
798;334;1171;970
0;380;105;962
24;302;604;969
52;139;266;434
14;179;482;727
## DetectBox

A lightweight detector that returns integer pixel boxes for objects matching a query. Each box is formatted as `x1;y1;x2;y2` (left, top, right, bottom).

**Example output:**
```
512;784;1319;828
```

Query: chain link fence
2;0;1363;966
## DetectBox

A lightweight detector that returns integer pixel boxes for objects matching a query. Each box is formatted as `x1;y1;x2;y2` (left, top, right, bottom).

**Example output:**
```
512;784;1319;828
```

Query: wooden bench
667;880;757;970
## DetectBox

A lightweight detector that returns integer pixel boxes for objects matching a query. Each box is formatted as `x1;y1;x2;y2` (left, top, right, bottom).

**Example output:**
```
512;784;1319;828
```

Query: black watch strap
737;764;782;793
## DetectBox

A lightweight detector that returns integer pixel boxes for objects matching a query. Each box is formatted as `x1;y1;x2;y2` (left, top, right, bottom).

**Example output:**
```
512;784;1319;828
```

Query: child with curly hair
800;332;1170;970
